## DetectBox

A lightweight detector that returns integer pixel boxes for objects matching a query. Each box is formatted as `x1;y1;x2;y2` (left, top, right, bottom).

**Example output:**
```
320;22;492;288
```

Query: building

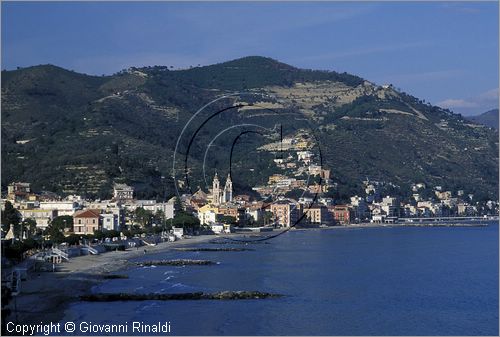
7;182;31;201
73;209;101;235
458;203;476;216
211;173;233;205
223;174;233;203
39;201;80;216
113;183;134;201
138;201;174;219
303;204;329;225
101;213;120;231
381;196;399;217
212;173;221;205
172;227;184;239
18;209;57;230
192;189;208;203
350;196;368;221
246;208;263;223
435;191;452;200
329;205;351;225
197;204;219;225
271;201;302;227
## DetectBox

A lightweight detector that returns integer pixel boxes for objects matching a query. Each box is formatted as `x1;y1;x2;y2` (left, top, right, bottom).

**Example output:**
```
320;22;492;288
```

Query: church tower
223;173;233;203
212;172;221;205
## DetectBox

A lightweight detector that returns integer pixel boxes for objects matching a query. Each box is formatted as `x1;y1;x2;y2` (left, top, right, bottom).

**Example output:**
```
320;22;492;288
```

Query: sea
61;222;499;336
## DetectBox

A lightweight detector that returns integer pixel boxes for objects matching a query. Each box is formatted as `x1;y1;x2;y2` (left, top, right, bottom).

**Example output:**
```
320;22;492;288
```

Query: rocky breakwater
81;291;283;301
174;247;254;252
136;259;216;266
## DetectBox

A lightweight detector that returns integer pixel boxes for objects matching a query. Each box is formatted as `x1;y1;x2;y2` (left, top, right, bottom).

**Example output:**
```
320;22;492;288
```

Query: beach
5;234;219;327
5;220;496;329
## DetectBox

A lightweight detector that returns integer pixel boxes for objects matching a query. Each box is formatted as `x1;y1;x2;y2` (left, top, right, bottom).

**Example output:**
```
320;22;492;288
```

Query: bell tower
212;172;221;205
223;173;233;203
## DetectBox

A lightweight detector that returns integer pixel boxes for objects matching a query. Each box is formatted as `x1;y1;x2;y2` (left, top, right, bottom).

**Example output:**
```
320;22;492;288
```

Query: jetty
81;291;283;301
137;259;216;266
174;247;254;252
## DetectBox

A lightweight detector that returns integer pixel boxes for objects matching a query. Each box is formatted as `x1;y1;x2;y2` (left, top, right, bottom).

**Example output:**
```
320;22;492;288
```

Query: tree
104;230;120;238
218;215;237;225
134;207;153;228
64;234;81;245
48;229;65;244
1;201;21;237
172;213;200;229
21;218;37;238
51;215;74;230
153;210;166;227
46;215;73;243
173;197;183;213
92;230;106;240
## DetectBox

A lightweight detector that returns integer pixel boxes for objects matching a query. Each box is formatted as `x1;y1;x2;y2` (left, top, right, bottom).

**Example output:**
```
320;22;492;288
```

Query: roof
73;209;100;218
114;183;133;190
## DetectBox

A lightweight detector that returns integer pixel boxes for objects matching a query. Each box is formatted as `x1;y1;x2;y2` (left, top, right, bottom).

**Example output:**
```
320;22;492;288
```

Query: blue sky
2;1;498;116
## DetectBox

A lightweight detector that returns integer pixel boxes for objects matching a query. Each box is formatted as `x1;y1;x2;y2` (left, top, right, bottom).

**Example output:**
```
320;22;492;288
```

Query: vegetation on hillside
1;57;498;201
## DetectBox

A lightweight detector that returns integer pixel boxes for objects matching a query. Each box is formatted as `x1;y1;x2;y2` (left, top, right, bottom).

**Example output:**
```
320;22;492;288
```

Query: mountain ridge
466;109;499;130
2;56;498;201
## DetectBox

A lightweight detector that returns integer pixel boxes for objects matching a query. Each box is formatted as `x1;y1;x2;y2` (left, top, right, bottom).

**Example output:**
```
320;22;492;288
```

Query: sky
1;1;498;116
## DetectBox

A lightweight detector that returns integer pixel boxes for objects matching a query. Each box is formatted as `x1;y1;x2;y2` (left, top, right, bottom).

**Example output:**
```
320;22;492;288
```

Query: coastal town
2;168;498;249
2;129;498;250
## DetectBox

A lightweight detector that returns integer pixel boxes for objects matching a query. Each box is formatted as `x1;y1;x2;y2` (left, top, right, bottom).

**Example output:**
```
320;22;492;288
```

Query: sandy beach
5;234;219;327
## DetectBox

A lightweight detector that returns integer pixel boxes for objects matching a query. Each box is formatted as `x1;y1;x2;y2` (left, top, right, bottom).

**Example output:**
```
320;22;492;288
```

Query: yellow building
197;204;219;225
295;141;310;150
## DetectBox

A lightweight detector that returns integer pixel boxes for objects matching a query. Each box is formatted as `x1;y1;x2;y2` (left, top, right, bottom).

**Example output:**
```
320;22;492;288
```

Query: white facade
126;201;174;219
246;209;262;222
101;213;119;231
39;201;80;216
198;210;217;225
18;209;57;229
210;223;224;234
113;183;134;200
223;174;233;203
212;173;221;205
172;227;184;239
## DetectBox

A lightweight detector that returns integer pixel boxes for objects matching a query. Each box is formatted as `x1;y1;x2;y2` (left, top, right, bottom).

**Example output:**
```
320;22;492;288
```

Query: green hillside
2;57;498;201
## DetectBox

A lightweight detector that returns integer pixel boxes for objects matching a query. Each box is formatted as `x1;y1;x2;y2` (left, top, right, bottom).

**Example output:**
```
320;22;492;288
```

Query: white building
113;183;134;200
210;223;224;234
39;201;80;216
101;213;120;231
172;227;184;239
128;201;175;219
18;209;57;229
297;151;313;162
198;209;217;225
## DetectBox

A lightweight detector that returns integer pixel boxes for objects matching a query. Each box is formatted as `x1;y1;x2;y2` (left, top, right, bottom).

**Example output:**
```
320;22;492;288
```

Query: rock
137;259;215;266
101;274;129;279
81;291;283;302
174;248;254;252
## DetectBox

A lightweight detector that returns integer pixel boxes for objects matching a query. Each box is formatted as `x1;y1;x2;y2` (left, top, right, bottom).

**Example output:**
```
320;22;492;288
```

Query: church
211;172;233;205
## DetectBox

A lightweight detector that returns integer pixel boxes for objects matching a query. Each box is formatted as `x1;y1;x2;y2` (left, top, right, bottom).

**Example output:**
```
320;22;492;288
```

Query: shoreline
6;221;496;327
290;220;495;231
5;234;220;327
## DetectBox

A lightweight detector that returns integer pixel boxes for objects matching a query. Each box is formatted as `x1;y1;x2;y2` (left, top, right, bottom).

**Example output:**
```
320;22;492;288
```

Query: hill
466;109;498;130
1;57;498;201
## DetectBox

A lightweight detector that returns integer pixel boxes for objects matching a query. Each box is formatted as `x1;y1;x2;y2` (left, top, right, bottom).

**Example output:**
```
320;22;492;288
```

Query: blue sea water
62;223;499;335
